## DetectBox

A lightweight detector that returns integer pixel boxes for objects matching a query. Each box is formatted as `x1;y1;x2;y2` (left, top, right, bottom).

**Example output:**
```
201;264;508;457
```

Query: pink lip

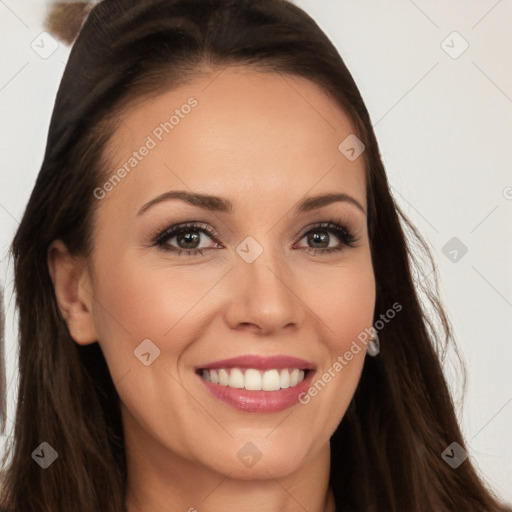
196;355;316;371
197;369;315;413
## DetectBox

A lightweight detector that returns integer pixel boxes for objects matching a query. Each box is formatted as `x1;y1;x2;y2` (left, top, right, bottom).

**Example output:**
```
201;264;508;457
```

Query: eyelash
150;218;358;257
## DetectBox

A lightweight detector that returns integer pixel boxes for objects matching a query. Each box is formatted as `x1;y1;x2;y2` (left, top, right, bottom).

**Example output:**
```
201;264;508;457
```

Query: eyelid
297;214;359;237
152;221;222;246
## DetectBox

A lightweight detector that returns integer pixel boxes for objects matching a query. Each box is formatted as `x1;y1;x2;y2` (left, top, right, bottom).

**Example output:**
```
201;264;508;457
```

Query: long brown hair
2;1;510;510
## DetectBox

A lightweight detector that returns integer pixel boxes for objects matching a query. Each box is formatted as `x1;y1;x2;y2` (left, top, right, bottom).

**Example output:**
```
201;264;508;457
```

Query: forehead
99;68;366;216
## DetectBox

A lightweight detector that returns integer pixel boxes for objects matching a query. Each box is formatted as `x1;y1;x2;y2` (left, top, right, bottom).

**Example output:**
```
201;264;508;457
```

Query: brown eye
154;222;221;256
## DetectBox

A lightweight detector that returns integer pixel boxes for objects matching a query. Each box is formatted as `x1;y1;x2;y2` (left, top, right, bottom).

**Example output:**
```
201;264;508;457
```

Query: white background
1;0;511;502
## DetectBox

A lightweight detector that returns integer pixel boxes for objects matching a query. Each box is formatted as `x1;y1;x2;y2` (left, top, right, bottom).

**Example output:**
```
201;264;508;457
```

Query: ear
47;239;97;345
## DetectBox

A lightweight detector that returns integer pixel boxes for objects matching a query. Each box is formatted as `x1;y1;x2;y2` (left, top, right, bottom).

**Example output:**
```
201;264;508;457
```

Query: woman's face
84;68;375;479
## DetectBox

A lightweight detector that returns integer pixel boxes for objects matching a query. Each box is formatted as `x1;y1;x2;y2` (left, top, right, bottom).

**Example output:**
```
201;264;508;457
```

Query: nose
223;244;306;336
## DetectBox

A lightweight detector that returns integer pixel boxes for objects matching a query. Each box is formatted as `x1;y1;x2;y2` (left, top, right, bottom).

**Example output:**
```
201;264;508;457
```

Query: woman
1;0;510;510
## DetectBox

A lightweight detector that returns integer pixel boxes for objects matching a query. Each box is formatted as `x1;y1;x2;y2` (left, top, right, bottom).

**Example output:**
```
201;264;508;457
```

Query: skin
48;67;376;512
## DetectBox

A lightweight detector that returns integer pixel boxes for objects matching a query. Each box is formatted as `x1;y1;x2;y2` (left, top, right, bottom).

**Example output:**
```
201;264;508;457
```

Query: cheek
89;250;225;364
293;256;375;443
301;254;376;351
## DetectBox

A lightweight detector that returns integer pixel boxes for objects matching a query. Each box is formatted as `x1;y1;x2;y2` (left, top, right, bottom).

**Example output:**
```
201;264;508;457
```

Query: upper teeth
201;368;306;391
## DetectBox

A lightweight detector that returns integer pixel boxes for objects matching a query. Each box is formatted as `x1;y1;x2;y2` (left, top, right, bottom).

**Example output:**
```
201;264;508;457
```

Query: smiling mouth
196;367;310;391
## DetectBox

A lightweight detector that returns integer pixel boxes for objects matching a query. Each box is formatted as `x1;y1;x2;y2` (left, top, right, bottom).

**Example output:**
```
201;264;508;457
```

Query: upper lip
197;355;316;371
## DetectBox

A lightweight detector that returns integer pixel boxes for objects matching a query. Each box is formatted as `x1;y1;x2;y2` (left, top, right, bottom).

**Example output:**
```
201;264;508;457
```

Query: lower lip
197;370;314;413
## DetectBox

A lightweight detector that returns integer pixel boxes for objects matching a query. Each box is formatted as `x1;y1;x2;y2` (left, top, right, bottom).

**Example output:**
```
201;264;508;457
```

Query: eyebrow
136;190;366;217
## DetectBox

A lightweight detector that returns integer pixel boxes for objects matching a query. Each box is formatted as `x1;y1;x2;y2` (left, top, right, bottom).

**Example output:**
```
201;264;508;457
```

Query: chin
204;437;314;480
